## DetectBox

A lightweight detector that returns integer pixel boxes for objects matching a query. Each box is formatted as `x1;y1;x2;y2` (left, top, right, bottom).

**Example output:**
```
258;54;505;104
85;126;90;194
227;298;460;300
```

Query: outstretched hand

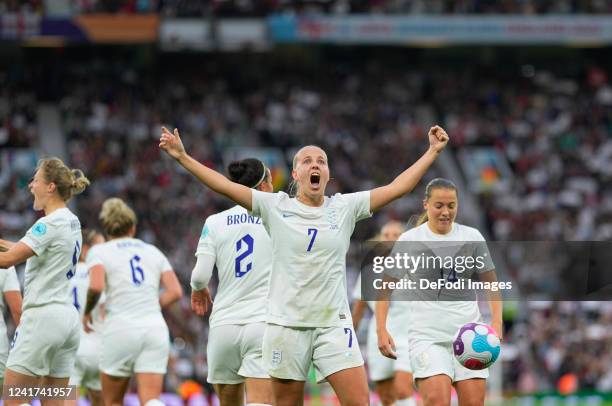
191;288;213;316
428;125;450;153
159;127;187;161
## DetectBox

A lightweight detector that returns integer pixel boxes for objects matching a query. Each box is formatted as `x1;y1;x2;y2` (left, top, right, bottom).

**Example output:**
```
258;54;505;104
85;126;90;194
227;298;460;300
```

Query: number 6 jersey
196;205;272;328
86;238;173;326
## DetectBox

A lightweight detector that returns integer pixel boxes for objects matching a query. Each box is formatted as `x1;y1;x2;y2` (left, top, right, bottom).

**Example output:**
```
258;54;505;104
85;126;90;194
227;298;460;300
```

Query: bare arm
351;299;368;331
4;291;22;325
0;242;35;269
160;270;183;308
370;125;449;212
374;272;400;359
479;270;503;340
159;127;253;210
0;239;15;252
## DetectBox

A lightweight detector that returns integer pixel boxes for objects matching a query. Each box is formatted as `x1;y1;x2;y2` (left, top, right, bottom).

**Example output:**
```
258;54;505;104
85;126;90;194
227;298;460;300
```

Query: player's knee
379;392;396;406
395;383;414;399
422;392;450;406
343;392;370;406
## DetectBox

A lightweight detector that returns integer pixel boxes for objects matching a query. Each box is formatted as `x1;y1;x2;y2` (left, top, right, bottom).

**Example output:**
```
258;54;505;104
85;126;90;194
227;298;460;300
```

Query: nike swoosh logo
282;213;294;218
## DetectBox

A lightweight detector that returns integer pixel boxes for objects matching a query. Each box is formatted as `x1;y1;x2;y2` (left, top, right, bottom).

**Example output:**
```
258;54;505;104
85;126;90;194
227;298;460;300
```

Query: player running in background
191;158;274;406
377;178;503;406
159;125;448;405
0;157;89;405
68;229;105;406
0;263;22;393
352;221;415;406
83;198;183;406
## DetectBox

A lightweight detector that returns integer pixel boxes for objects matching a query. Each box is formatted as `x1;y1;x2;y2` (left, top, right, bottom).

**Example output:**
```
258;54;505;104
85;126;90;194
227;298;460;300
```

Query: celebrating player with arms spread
160;125;448;405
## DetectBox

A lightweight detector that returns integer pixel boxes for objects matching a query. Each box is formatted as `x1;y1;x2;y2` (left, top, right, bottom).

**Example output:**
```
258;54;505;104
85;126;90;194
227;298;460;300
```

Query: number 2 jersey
86;238;173;326
196;205;272;329
19;207;82;311
251;190;372;328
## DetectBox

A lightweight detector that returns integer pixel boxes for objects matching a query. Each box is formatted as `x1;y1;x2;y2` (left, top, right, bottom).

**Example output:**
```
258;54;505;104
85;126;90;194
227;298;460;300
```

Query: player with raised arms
351;221;415;406
191;158;274;406
83;198;183;406
68;229;105;406
159;125;448;405
0;157;89;405
376;178;503;406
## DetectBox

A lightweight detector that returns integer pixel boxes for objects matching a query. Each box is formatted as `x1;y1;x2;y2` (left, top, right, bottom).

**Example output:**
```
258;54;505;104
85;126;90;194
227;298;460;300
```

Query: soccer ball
453;322;501;370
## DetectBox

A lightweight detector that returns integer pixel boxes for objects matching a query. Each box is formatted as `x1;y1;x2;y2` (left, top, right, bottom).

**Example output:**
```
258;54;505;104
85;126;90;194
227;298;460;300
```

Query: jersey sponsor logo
271;349;282;366
32;222;47;236
227;214;262;226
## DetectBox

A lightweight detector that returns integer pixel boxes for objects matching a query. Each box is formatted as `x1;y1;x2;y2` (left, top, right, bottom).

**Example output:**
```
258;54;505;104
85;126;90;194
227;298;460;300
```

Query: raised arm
159;127;253;210
370;125;449;212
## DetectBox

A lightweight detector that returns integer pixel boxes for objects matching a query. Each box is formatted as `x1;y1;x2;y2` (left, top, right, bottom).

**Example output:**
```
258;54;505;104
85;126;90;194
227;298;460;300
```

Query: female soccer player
0;157;89;405
191;158;274;406
0;264;22;393
376;178;503;406
159;125;448;405
68;229;105;406
351;221;415;406
83;198;183;406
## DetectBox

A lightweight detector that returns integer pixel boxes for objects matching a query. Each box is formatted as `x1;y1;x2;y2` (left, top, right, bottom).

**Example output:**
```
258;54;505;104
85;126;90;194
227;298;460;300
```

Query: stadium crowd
1;56;611;399
7;0;612;16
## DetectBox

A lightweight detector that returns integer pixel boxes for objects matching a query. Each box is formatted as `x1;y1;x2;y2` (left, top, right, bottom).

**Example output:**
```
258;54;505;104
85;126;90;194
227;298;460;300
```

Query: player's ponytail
228;158;269;189
37;157;90;202
415;178;458;227
99;198;137;238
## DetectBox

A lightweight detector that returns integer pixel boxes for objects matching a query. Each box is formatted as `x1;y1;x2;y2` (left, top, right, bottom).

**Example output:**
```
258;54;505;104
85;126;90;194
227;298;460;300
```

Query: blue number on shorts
343;327;353;348
72;286;80;310
235;234;254;278
307;228;318;252
66;241;81;279
130;255;144;285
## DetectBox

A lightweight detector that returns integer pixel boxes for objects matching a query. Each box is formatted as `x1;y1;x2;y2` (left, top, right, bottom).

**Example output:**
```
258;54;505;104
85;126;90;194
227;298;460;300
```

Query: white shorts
207;323;268;384
263;323;363;382
101;320;169;377
7;304;80;378
366;317;412;382
69;332;102;390
0;331;9;378
410;342;488;383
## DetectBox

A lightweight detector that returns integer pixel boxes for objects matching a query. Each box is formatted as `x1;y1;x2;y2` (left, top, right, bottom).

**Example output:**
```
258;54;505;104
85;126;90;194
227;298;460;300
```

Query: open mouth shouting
310;172;321;189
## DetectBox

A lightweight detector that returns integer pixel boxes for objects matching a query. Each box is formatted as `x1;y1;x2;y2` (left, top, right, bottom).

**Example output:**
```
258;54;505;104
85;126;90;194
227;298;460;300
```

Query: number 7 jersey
196;205;272;328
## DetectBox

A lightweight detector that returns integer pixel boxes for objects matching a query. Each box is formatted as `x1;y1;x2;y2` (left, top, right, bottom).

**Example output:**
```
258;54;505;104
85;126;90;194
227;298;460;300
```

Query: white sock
246;404;273;406
144;400;165;406
396;397;416;406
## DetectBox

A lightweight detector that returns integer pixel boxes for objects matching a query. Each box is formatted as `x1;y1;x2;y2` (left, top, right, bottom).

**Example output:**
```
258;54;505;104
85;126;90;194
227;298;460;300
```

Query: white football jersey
0;267;20;337
396;222;494;353
69;262;104;334
196;205;271;328
251;190;371;327
86;238;173;326
20;208;82;311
